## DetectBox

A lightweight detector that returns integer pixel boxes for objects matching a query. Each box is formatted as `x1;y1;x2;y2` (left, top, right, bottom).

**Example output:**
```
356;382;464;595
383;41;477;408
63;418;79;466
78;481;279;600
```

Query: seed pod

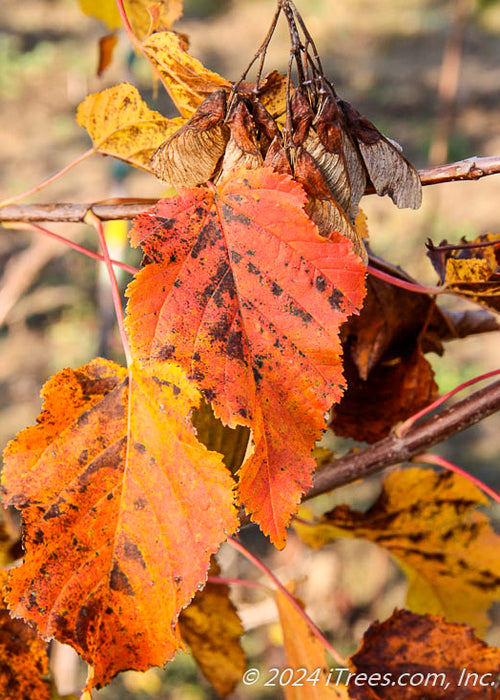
219;100;263;180
339;99;422;209
151;89;230;187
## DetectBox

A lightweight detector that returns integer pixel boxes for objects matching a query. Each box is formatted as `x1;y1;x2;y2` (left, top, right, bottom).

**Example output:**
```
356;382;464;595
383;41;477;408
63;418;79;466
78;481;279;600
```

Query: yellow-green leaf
76;82;184;171
294;468;500;634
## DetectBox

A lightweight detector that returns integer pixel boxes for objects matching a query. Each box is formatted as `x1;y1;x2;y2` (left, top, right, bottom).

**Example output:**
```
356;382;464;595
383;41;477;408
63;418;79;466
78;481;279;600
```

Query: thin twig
414;452;500;506
305;379;500;500
228;536;345;665
2;155;500;224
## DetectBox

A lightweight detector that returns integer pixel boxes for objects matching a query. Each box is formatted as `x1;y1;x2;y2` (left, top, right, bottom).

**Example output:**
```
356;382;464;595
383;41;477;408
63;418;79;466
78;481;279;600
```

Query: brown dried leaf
179;560;245;697
350;609;500;699
142;31;230;118
151;90;230;187
331;346;437;443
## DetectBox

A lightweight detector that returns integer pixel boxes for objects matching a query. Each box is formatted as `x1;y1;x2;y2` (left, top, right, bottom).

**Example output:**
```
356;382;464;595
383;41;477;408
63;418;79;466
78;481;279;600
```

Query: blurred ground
1;0;500;698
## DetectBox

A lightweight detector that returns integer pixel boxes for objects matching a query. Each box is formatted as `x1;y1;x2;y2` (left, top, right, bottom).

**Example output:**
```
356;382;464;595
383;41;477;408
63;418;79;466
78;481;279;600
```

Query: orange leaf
0;570;51;700
126;168;366;547
275;585;348;699
2;358;237;688
350;609;500;699
142;31;231;118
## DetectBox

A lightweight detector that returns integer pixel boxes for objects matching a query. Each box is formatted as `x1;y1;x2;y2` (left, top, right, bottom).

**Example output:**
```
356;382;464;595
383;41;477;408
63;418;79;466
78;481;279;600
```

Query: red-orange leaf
126;168;366;546
1;358;237;688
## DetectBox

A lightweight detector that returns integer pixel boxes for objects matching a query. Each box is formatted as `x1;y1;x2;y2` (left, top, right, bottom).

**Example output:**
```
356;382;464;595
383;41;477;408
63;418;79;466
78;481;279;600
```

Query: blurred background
1;0;500;697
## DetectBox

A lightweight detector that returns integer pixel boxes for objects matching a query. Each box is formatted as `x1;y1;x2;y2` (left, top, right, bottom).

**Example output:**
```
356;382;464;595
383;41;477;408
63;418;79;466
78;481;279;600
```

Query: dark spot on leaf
315;275;326;292
135;443;146;454
34;529;44;544
271;282;283;296
174;279;182;288
123;540;146;568
43;503;62;521
134;497;147;510
252;366;263;384
226;330;245;361
172;384;181;396
157;216;176;230
247;261;261;276
204;388;215;401
192;351;201;362
222;204;252;226
231;250;243;264
238;407;247;418
110;562;135;595
158;344;176;360
107;492;114;500
328;289;344;310
287;301;312;324
79;449;88;465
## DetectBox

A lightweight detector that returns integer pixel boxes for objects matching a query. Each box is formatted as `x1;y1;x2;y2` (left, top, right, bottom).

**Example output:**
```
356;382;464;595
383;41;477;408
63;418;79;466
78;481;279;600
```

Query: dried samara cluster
151;76;422;264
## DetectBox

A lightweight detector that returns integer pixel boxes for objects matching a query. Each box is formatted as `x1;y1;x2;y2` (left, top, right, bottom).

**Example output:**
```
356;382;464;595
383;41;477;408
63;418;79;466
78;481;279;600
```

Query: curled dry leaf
295;468;500;634
126;168;366;547
427;233;500;312
77;82;184;172
350;609;500;699
2;358;237;688
151;89;230;187
179;560;245;697
142;31;231;118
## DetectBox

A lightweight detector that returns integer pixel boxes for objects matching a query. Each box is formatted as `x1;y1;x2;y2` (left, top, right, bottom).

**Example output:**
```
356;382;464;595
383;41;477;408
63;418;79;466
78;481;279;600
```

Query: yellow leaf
79;0;182;38
275;586;348;699
142;31;231;118
76;83;184;172
294;468;500;634
179;560;245;696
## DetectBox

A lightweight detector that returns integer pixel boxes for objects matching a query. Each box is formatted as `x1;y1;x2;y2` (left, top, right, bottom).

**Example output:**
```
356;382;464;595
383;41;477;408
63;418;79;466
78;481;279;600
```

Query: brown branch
2;156;500;224
305;379;500;500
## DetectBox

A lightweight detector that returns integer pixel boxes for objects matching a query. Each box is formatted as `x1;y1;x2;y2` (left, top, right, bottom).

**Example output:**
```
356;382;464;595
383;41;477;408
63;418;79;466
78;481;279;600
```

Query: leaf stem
84;211;132;365
115;0;141;51
367;264;443;295
414;452;500;506
307;379;500;499
0;148;95;208
227;536;345;665
206;575;271;592
397;368;500;436
8;222;138;275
